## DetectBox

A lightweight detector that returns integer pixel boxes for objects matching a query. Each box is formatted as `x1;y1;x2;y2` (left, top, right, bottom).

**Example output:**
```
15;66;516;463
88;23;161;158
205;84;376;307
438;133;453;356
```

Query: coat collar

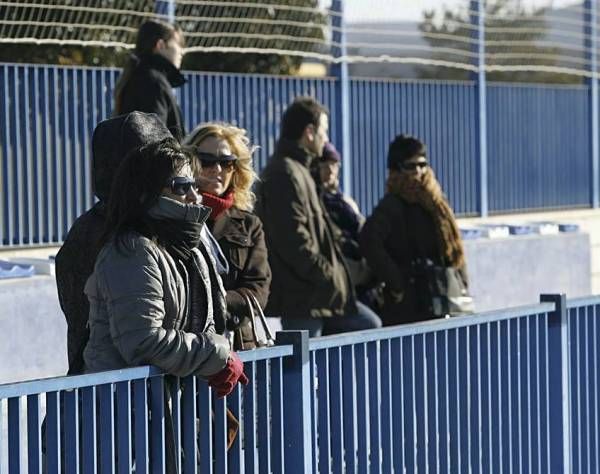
274;138;315;168
138;53;186;88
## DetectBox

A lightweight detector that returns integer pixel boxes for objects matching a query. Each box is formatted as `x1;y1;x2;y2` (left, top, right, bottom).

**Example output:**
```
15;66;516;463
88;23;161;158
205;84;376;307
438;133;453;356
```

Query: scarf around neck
387;168;465;268
144;196;211;262
201;190;235;221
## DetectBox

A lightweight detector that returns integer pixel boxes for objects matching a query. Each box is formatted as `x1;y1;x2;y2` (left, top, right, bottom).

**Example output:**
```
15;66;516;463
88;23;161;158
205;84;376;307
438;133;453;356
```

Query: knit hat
320;142;341;162
387;134;426;171
92;112;173;202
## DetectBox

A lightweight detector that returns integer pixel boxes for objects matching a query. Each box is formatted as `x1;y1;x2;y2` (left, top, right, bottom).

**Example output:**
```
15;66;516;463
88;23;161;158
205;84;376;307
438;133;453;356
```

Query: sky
331;0;584;22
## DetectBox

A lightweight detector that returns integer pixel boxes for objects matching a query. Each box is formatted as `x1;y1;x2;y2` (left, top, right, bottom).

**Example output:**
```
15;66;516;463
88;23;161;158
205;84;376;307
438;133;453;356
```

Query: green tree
418;0;580;84
0;0;326;75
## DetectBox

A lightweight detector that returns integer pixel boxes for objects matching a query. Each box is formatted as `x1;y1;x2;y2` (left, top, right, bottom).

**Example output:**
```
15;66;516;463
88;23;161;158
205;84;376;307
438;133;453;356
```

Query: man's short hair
280;96;328;141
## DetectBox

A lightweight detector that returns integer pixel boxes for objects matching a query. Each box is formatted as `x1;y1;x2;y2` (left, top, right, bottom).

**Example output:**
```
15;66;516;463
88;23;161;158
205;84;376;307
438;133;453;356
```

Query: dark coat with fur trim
359;193;468;325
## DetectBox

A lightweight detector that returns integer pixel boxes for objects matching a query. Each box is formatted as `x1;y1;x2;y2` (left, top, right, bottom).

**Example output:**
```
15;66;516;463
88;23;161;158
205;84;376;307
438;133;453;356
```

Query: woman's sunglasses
196;151;236;170
401;161;428;172
167;176;197;196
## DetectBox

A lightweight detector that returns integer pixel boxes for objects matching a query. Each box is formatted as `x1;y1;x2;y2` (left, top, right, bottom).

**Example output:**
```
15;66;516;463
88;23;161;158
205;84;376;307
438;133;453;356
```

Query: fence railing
2;293;600;473
1;62;598;248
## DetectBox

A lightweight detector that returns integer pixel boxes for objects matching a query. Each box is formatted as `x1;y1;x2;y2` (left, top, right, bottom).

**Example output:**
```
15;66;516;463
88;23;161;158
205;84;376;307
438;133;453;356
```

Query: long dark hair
100;137;190;249
114;19;182;114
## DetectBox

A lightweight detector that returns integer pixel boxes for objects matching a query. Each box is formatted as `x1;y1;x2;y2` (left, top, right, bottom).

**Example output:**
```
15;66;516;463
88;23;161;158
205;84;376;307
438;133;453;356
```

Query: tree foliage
0;0;326;75
418;0;580;84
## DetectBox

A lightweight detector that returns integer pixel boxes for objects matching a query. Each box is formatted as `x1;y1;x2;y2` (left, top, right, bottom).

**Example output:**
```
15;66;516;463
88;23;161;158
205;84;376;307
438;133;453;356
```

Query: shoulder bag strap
249;294;275;346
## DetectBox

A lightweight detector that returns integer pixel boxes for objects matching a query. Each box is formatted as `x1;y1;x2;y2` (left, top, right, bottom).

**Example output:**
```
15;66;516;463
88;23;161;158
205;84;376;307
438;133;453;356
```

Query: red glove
207;351;249;398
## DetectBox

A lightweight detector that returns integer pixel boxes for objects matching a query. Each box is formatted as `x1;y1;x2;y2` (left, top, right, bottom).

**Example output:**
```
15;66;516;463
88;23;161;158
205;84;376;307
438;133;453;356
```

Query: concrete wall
460;208;600;294
464;232;590;312
0;276;67;384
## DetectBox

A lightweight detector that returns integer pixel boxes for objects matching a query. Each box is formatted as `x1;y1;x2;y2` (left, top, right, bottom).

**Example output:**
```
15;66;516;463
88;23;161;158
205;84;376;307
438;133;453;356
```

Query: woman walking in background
114;19;187;140
184;123;272;350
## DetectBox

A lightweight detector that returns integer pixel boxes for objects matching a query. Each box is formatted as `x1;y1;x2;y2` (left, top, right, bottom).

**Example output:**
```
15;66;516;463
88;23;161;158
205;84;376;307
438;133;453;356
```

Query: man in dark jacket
115;20;187;141
55;112;172;374
255;97;381;336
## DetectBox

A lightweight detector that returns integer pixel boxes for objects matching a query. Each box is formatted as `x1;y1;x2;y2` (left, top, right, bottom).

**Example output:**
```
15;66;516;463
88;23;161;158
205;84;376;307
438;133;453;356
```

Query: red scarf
201;190;235;221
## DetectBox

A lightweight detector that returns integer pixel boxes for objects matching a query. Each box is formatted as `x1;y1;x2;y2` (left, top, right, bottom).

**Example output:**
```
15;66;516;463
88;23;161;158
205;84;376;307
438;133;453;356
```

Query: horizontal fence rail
1;62;598;247
0;344;298;474
3;294;600;473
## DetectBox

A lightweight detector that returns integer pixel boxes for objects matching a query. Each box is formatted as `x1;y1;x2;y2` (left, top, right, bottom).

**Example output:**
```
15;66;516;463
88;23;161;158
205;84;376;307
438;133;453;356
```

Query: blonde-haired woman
184;123;272;349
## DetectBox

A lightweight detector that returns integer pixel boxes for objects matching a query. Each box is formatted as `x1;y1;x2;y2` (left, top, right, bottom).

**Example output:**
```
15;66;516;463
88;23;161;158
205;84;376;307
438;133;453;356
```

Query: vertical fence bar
47;391;62;474
541;294;570;473
81;386;97;474
585;0;599;207
134;380;149;474
271;358;285;474
116;382;132;474
276;331;313;473
150;377;165;474
8;397;22;474
182;376;197;474
27;394;42;474
64;389;80;474
99;384;115;474
471;0;488;216
331;0;352;195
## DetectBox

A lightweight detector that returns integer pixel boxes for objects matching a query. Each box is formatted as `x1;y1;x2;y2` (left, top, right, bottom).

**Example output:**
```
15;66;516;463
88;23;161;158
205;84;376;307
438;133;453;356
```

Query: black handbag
411;257;474;317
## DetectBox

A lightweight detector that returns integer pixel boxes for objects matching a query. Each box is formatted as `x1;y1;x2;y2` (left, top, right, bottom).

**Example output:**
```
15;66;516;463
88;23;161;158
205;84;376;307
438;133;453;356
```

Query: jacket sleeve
55;210;105;374
97;242;230;378
259;167;336;285
55;231;92;373
359;200;406;292
226;216;272;315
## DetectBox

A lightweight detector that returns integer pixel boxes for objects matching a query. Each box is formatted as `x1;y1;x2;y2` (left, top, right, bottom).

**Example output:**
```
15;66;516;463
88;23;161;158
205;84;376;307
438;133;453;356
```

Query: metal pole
155;0;176;23
585;0;599;207
471;0;488;217
540;294;571;473
331;0;352;196
276;331;313;473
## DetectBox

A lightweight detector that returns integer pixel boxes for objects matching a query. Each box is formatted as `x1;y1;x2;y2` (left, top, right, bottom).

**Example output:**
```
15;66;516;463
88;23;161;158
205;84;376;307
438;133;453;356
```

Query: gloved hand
207;351;249;398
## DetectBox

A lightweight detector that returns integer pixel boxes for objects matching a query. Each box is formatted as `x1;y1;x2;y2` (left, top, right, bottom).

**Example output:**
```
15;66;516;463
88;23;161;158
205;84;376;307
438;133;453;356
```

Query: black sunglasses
196;151;237;170
401;161;428;172
167;176;197;196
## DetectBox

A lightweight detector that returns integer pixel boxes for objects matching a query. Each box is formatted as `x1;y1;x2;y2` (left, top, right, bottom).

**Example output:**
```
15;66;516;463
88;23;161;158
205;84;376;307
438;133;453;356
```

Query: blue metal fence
0;62;596;247
487;83;592;213
566;295;600;474
348;79;478;216
3;294;600;473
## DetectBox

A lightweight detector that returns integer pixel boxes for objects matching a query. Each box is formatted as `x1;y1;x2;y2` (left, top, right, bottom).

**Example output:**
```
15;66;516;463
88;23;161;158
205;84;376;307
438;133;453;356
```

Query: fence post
276;330;313;473
155;0;176;23
540;294;571;473
331;0;352;196
584;0;599;208
470;0;488;217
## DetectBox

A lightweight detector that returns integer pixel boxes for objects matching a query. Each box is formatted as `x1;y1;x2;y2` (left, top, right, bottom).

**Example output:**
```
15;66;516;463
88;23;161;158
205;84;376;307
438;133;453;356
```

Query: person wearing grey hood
55;112;227;375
